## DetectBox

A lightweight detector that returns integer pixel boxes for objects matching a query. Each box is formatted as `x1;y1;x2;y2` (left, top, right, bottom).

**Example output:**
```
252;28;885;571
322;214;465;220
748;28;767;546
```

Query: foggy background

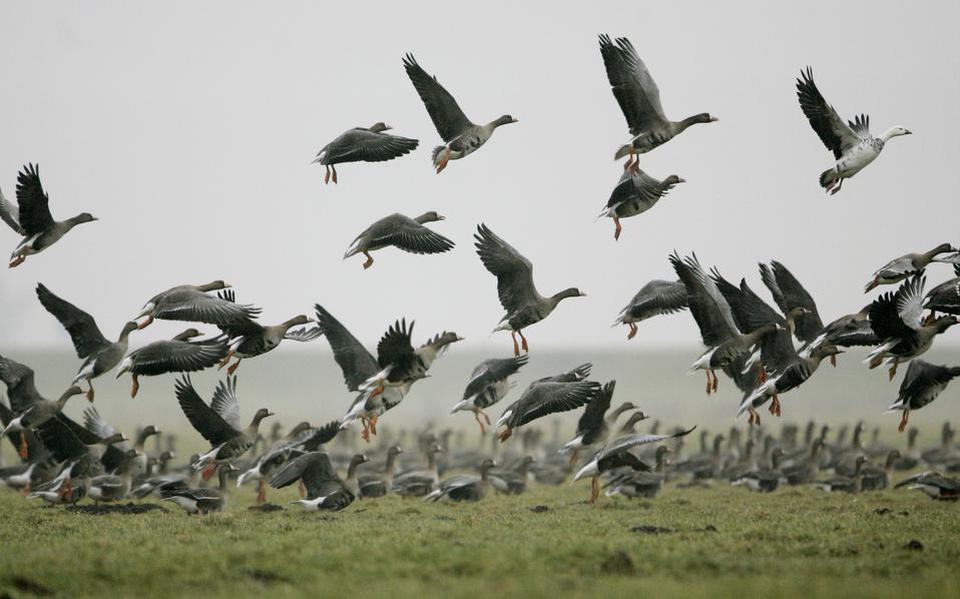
0;2;957;439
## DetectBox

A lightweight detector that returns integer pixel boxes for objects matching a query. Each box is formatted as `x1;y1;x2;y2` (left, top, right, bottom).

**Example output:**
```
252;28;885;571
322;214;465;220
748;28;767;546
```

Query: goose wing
366;215;455;255
403;54;474;142
760;261;824;343
210;376;242;431
125;337;228;376
0;187;23;234
576;380;614;437
0;355;42;412
174;376;239;445
475;223;538;315
314;305;378;392
599;426;697;461
36;284;110;359
796;68;866;159
270;451;341;498
620;279;688;318
670;252;738;346
598;35;667;135
153;288;260;326
15;164;54;235
376;319;418;377
323;129;419;163
463;355;528;400
506;380;600;430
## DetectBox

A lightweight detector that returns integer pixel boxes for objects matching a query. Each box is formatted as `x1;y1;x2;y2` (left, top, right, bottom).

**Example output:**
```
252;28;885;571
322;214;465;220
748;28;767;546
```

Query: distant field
0;481;957;598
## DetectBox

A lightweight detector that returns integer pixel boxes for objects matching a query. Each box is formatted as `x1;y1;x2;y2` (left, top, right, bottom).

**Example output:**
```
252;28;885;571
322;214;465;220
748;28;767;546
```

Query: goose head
250;408;275;427
414;211;446;224
369;122;391;133
881;126;912;141
552;288;587;303
491;114;519;128
69;213;98;226
198;280;231;292
663;175;686;186
119;321;140;339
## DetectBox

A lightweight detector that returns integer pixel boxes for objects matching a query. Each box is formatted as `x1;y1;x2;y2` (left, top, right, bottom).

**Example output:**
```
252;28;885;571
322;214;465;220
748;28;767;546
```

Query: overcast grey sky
2;1;958;354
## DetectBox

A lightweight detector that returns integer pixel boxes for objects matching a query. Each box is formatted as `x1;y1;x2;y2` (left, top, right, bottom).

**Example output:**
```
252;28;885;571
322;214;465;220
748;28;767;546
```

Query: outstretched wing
36;283;110;359
796;67;865;159
174;376;239;445
314;305;378;392
0;355;42;412
509;380;600;429
15;164;54;235
475;223;538;314
0;187;24;235
598;35;667;135
403;53;474;142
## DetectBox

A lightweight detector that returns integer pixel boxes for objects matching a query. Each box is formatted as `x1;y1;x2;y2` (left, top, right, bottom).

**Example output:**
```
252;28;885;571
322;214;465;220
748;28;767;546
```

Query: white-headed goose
1;164;97;268
796;67;911;194
312;122;418;184
599;35;716;169
403;54;517;173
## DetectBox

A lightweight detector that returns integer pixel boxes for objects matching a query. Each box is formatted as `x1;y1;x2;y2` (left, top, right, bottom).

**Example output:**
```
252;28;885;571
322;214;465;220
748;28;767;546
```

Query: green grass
0;482;958;598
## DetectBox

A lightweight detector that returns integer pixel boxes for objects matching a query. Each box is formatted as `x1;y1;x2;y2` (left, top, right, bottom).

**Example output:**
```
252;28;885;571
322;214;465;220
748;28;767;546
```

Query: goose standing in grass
403;54;517;173
864;244;955;292
391;443;443;497
475;224;586;356
175;376;273;479
599;165;684;240
217;303;320;375
813;456;867;493
36;283;138;402
451;355;528;434
614;279;688;340
116;329;229;398
599;34;716;169
133;281;259;330
796;67;911;195
274;453;369;511
312;122;419;184
162;465;233;515
496;364;599;442
344;211;454;270
895;471;960;501
924;264;960;316
575;426;696;503
424;459;497;503
867;277;958;379
0;355;84;458
1;164;97;268
731;448;783;493
489;456;536;495
358;445;404;498
887;359;960;432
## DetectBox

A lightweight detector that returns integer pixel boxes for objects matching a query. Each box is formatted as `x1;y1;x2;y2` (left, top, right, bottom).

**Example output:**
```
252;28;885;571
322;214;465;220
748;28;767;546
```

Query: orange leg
627;322;638;340
368;413;378;436
130;375;140;399
369;383;384;399
60;478;73;503
613;217;622;241
8;255;26;268
201;464;217;481
705;370;712;395
227;359;242;375
888;361;899;381
437;149;451;174
218;350;235;370
511;331;520;357
769;394;781;416
362;252;374;270
481;410;491;426
497;427;512;443
331;165;338;184
86;381;95;403
256;480;267;504
590;476;600;504
830;354;837;368
360;417;371;443
898;410;910;433
18;432;29;459
298;480;306;498
324;165;331;184
568;448;580;466
474;410;486;435
711;369;719;393
518;330;529;353
756;369;767;385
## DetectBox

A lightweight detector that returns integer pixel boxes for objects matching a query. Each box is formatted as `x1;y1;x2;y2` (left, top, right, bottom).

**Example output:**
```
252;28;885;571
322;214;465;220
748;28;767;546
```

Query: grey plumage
600;167;684;240
344;211;454;269
312;122;419;184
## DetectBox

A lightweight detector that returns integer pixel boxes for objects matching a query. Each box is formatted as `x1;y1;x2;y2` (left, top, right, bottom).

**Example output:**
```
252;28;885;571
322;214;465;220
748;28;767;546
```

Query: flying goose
274;452;369;511
758;261;826;350
475;224;586;356
1;164;97;268
864;244;955;292
613;279;688;340
575;426;696;503
116;329;229;398
887;359;960;432
423;458;497;503
495;366;600;442
174;375;273;478
599;34;716;169
0;355;84;457
312;122;419;184
344;211;454;270
924;264;960;316
237;421;335;504
599;165;684;240
217;299;320;374
36;283;139;402
796;67;911;194
603;445;671;499
403;54;517;173
450;355;529;433
560;381;636;464
867;276;958;379
133;281;259;329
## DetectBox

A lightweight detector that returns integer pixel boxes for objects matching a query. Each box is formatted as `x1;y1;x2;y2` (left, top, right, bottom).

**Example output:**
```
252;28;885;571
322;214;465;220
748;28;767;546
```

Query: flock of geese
0;34;957;514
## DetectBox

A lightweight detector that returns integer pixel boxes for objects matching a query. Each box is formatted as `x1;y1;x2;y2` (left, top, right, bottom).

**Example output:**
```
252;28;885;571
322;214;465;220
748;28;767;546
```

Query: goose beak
708;116;719;122
676;177;687;183
510;117;519;123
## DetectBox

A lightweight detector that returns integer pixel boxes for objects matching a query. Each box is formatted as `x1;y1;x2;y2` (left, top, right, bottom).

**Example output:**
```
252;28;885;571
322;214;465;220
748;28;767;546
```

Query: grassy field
0;481;957;598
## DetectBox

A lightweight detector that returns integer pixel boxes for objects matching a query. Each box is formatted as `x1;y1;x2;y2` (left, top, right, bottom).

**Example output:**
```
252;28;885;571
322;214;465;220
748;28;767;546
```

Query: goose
161;465;233;514
312;122;419;184
740;341;842;423
1;163;97;268
599;165;684;240
174;375;273;479
603;445;671;499
133;281;259;330
391;442;444;497
599;34;716;169
860;450;901;491
796;67;911;195
758;261;829;355
807;304;878;358
575;426;696;503
887;359;960;432
116;329;229;398
353;320;462;436
423;459;497;503
451;355;528;434
730;448;783;493
344;211;453;270
560;381;635;464
813;455;867;493
495;368;600;443
475;224;586;356
0;355;84;458
923;264;960;316
864;244;955;292
217;302;320;375
275;452;369;511
782;439;825;485
86;448;140;503
36;283;139;402
403;54;517;173
0;400;55;467
358;445;404;498
237;421;336;504
82;407;159;476
613;279;687;340
867;276;958;379
894;471;960;501
489;456;536;495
